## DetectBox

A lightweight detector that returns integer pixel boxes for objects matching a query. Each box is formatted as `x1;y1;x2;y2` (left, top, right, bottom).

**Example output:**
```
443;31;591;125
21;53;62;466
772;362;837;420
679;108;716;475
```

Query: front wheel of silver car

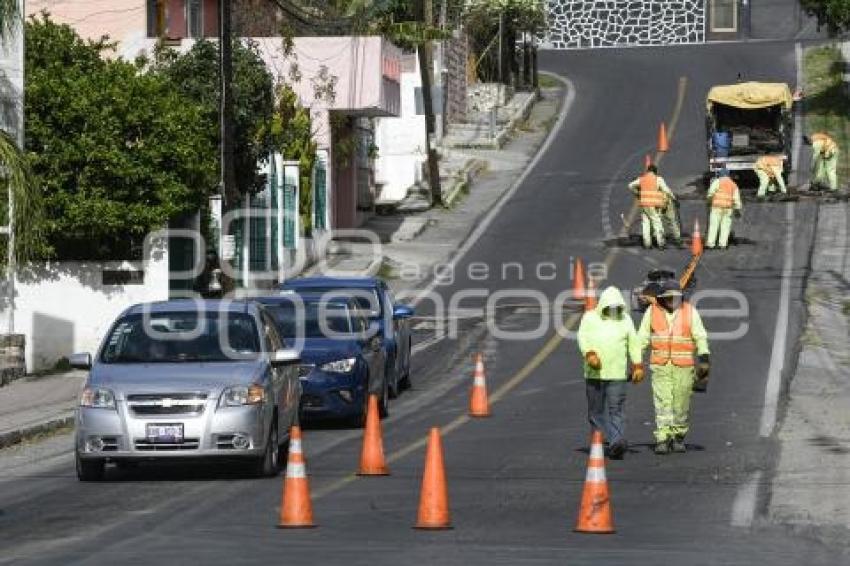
254;419;281;478
76;450;105;482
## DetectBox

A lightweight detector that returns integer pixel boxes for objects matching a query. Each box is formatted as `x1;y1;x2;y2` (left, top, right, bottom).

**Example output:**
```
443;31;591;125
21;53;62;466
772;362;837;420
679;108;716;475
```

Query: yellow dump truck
706;82;794;179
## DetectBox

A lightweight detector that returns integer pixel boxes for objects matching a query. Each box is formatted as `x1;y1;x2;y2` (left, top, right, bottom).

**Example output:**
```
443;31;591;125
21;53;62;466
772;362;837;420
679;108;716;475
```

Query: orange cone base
357;469;390;476
277;523;317;529
414;523;454;530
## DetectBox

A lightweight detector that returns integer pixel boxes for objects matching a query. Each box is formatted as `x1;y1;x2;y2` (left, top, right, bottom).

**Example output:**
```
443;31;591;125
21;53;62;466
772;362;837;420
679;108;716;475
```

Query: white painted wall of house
0;245;171;372
373;54;427;204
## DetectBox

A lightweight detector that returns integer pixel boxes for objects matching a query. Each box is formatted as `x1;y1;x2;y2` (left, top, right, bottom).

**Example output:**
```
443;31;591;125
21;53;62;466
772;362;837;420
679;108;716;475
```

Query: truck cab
706;82;794;181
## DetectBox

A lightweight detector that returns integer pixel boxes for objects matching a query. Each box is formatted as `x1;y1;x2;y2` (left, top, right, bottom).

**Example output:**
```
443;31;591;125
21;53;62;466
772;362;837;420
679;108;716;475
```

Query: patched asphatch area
546;0;705;48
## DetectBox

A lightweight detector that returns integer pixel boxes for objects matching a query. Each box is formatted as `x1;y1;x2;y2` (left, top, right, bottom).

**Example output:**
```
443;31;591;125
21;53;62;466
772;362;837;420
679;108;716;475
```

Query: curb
443;159;488;208
0;413;75;450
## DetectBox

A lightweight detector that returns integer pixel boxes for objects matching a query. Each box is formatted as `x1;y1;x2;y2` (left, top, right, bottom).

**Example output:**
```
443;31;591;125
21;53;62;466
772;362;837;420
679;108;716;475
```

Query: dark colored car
279;277;415;400
256;292;387;424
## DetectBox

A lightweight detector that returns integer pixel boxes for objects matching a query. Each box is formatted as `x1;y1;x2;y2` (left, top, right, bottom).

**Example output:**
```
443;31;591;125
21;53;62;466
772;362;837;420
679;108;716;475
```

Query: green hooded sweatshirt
577;286;642;381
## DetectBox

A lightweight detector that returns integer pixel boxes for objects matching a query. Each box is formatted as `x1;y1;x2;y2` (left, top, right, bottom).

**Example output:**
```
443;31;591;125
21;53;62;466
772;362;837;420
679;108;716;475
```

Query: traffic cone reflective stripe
658;122;669;152
469;353;490;417
574;430;615;534
584;277;597;312
278;426;316;528
358;395;389;476
573;258;587;301
415;428;452;530
691;218;703;256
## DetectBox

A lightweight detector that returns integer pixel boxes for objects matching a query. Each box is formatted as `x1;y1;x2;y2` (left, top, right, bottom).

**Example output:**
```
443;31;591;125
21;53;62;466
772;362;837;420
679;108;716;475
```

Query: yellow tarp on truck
706;82;793;111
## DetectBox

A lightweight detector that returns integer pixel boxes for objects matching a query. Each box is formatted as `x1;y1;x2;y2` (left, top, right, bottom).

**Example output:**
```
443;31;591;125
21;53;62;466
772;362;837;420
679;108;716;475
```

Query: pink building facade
27;1;402;229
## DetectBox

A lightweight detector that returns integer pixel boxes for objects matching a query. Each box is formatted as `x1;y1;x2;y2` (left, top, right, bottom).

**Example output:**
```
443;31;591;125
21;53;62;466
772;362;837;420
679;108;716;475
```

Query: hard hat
658;280;683;298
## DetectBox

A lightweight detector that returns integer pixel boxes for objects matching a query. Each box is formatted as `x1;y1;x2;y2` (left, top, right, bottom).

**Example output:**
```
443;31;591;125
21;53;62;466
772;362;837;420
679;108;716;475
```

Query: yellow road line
310;76;689;501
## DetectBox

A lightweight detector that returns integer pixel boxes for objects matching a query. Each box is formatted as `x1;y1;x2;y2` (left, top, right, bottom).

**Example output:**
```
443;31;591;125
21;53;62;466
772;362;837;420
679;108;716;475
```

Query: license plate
146;423;184;443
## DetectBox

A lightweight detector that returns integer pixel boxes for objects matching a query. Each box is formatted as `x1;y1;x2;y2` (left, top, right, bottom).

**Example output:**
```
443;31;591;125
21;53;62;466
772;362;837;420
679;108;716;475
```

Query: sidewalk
0;371;86;449
310;83;567;297
769;200;850;544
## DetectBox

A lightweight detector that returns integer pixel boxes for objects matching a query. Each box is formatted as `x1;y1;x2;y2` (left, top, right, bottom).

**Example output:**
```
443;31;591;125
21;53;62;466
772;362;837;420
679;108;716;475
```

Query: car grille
297;364;315;378
134;438;200;451
101;437;120;452
127;393;208;416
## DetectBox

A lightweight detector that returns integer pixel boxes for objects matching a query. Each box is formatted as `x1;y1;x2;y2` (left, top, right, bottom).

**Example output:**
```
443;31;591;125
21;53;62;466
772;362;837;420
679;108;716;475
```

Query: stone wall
444;32;469;124
467;83;515;114
546;0;706;49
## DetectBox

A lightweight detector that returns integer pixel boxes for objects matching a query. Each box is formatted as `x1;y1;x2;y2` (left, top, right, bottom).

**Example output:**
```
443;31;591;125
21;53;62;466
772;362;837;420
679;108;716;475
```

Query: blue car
256;292;388;424
279;277;415;402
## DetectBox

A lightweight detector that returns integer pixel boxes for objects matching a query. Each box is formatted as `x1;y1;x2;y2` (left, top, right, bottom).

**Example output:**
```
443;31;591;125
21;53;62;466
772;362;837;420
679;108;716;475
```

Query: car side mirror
271;349;301;367
392;304;415;320
69;352;92;370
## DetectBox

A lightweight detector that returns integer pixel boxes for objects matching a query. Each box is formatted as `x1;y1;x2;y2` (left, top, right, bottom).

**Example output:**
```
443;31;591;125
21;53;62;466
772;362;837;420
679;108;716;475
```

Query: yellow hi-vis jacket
577;287;642;381
812;133;838;157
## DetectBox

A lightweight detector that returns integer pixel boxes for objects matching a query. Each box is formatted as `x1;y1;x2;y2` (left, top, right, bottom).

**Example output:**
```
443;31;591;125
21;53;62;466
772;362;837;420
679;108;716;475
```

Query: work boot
608;440;627;460
671;438;687;453
654;440;671;455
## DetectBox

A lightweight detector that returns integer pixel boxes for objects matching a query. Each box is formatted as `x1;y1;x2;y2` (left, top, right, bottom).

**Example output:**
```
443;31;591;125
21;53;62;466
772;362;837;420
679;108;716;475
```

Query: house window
711;0;738;32
187;0;203;38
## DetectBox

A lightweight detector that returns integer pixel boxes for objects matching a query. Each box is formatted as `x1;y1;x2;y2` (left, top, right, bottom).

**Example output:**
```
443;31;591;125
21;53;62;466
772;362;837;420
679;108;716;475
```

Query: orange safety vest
638;173;665;208
711;177;737;209
812;133;838;156
650;303;696;367
756;156;783;176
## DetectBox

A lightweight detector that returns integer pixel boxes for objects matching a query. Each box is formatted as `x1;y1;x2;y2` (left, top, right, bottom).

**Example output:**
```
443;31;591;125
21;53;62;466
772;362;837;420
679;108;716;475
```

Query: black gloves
733;210;742;219
694;354;710;392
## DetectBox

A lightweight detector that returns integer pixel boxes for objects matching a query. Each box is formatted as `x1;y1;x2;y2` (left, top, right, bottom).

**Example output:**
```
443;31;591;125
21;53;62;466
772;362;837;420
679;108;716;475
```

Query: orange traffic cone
358;395;389;475
574;430;615;534
572;258;586;301
584;277;597;311
277;426;316;528
644;154;652;170
469;353;491;417
658;122;669;152
691;218;703;256
414;428;452;530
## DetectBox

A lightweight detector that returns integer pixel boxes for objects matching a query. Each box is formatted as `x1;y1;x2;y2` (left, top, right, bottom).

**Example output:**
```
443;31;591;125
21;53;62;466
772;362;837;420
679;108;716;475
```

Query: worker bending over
755;155;786;200
806;133;839;192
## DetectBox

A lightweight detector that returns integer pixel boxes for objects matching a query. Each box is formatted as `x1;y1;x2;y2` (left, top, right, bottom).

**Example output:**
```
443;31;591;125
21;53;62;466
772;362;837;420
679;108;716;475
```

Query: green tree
800;0;850;33
151;38;275;197
265;83;318;233
0;0;44;264
25;15;216;259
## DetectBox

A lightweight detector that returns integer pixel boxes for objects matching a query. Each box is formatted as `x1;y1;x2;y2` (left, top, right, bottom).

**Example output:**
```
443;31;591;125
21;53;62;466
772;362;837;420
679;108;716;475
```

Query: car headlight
320;358;357;373
219;384;266;407
80;387;116;409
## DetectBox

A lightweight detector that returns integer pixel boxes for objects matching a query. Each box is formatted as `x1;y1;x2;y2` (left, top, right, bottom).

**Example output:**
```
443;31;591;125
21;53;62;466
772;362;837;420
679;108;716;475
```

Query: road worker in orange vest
705;169;742;250
628;164;676;249
805;132;839;192
754;155;787;200
638;281;710;455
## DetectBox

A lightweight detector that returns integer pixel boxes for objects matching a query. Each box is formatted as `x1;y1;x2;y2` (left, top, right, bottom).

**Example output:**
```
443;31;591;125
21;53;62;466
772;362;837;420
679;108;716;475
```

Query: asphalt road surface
1;41;844;564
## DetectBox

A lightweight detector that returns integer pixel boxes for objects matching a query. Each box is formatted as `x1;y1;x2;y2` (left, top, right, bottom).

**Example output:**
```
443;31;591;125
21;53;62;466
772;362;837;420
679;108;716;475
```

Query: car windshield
100;312;261;364
264;301;355;338
290;287;381;317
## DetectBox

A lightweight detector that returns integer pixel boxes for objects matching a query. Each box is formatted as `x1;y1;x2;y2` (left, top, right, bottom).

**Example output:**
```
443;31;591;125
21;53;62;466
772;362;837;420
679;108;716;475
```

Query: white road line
733;42;803;528
731;471;763;527
410;73;577;309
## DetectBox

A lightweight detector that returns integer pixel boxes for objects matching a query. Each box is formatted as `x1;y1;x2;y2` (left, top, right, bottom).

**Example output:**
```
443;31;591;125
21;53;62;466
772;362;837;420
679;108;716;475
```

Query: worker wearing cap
755;155;787;199
706;169;742;250
638;281;710;455
577;286;644;460
628;164;676;249
806;133;839;192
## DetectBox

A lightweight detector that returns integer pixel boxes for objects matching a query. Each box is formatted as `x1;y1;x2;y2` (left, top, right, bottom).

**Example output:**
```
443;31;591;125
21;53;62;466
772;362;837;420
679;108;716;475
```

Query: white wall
374;53;427;203
0;243;171;372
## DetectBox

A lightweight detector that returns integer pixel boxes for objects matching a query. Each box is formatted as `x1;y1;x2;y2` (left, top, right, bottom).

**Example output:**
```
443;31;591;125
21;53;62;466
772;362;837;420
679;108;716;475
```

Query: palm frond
0;0;20;43
0;129;45;265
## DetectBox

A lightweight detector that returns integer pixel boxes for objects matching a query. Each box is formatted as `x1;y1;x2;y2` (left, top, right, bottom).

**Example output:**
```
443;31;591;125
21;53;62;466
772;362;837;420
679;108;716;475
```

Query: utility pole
418;0;442;206
218;0;237;293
